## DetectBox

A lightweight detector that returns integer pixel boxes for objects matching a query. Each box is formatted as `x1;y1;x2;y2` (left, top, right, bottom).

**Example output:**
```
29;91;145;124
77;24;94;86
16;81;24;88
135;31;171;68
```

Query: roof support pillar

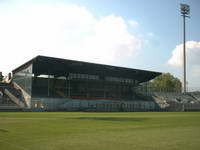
68;77;70;98
47;74;50;97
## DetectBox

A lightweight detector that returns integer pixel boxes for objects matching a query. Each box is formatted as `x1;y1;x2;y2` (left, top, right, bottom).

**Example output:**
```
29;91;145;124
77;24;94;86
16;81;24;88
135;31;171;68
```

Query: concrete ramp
153;96;169;109
4;89;25;108
12;82;31;108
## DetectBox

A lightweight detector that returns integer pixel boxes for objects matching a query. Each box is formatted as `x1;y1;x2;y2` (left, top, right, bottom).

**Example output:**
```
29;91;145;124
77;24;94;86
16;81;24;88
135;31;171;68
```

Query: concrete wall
31;97;156;112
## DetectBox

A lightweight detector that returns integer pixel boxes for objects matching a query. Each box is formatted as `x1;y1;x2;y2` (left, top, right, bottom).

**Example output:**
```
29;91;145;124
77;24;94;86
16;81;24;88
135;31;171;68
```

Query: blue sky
0;0;199;90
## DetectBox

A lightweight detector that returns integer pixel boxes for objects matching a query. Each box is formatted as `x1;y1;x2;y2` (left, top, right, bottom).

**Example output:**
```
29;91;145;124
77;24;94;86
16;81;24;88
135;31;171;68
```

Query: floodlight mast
180;3;190;93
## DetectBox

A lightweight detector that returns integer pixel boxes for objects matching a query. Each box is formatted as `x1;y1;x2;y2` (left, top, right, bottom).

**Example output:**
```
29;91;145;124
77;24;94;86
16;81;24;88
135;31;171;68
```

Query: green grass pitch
0;112;200;150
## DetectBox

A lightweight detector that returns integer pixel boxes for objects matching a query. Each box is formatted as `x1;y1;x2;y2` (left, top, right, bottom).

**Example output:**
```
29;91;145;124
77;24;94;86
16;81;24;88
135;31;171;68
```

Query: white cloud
168;41;200;67
79;15;141;63
192;65;200;77
168;41;200;88
0;3;141;75
128;20;139;26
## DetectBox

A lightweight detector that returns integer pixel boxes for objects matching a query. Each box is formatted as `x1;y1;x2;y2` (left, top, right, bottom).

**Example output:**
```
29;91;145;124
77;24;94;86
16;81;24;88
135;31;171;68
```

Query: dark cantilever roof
12;55;162;83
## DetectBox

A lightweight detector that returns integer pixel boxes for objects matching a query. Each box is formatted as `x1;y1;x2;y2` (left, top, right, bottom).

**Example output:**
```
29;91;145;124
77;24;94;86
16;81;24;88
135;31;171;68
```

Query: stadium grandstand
0;55;200;112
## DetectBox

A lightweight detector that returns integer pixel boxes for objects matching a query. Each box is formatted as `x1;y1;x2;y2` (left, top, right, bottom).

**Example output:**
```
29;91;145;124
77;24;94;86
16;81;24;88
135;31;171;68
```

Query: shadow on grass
65;117;147;122
0;129;8;133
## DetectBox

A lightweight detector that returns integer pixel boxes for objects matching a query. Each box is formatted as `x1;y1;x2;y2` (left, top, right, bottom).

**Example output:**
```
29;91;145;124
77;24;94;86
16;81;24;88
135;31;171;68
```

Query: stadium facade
0;56;162;111
1;55;200;111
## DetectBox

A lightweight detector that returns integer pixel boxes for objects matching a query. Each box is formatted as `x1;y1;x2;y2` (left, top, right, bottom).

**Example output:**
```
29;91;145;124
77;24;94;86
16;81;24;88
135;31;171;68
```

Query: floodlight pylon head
180;3;190;15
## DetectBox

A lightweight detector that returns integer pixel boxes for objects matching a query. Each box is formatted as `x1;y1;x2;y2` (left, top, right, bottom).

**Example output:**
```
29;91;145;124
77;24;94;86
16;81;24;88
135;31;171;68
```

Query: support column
103;82;106;99
47;74;50;97
183;15;186;93
68;78;70;98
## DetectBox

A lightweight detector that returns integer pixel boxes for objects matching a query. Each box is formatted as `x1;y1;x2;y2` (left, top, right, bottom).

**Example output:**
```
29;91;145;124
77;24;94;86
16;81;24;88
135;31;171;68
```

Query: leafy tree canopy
148;73;182;92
